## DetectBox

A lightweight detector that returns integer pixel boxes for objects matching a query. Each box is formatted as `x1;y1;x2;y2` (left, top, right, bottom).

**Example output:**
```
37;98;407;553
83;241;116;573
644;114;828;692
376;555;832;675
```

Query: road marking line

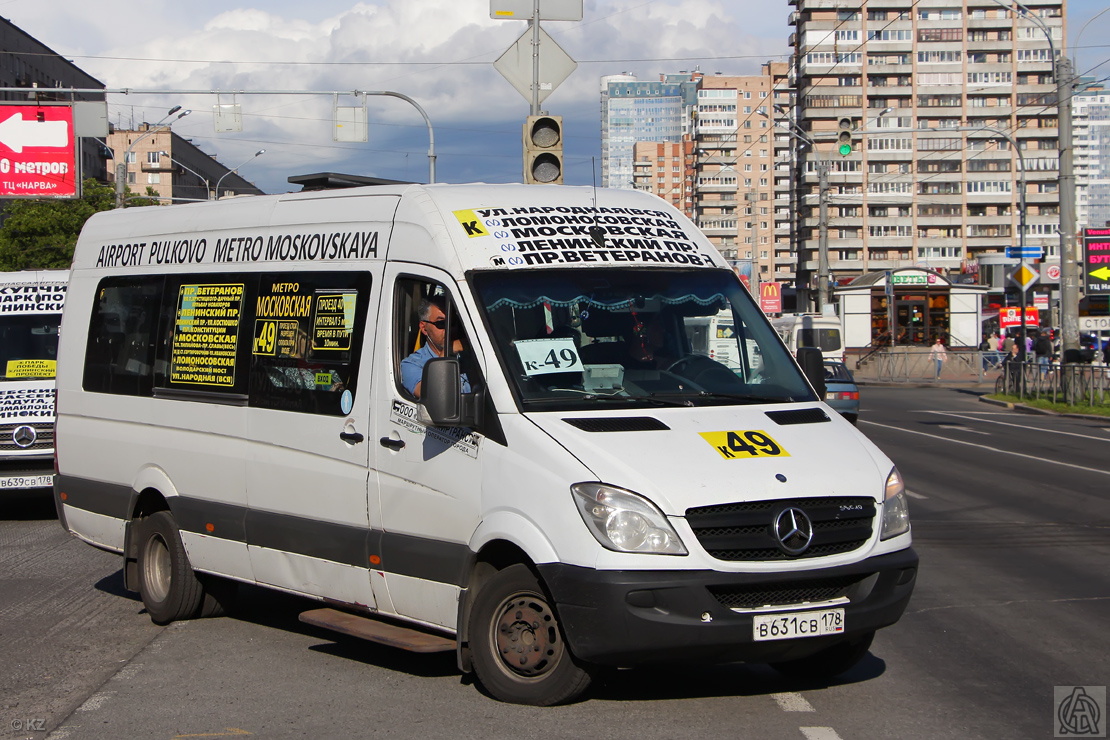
936;424;990;435
773;692;815;712
861;421;1110;477
905;489;927;499
922;411;1110;442
75;690;115;712
800;728;844;740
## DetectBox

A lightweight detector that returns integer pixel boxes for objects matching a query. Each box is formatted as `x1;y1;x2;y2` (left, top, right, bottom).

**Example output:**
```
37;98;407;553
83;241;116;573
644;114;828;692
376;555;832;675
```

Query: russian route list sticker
170;283;244;386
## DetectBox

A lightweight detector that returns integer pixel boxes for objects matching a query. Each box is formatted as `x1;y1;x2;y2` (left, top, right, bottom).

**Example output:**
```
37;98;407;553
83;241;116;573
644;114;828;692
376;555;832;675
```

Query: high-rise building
600;73;700;190
1074;78;1110;231
788;0;1063;320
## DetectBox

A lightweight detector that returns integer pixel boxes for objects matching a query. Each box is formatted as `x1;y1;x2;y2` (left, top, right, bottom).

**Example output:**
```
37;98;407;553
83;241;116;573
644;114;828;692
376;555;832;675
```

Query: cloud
4;0;790;191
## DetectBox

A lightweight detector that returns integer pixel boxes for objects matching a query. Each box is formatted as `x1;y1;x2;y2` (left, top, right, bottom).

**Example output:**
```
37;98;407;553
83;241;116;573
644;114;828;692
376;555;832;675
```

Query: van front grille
0;423;55;453
685;496;875;561
708;574;864;610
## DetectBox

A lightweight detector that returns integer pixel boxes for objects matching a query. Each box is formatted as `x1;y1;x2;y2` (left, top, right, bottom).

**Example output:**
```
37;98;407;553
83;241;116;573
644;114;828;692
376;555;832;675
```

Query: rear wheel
135;511;205;625
469;564;592;706
770;630;875;680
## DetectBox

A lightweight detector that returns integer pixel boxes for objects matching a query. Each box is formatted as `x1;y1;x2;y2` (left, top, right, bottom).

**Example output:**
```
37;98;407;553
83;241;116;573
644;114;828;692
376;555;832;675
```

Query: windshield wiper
648;391;792;405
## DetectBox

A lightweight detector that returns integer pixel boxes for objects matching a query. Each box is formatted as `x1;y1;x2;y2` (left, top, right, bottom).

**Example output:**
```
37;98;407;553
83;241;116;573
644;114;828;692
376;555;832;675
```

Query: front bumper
538;547;917;667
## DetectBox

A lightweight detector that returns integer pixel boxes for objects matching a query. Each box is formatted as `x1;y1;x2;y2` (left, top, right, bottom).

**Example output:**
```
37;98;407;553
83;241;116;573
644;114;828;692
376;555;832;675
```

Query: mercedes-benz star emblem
773;507;814;555
13;425;37;448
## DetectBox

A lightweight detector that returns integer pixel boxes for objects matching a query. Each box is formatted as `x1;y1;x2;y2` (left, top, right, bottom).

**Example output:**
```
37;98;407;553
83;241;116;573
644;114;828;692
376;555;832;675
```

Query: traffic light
837;117;856;157
523;115;563;184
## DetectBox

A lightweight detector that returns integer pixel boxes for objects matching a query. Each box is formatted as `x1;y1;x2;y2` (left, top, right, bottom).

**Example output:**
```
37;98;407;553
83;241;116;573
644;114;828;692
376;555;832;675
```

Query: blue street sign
1005;246;1043;259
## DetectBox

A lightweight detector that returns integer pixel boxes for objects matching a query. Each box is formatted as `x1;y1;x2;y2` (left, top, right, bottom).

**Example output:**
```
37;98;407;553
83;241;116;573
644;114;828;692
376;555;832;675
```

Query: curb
976;394;1110;420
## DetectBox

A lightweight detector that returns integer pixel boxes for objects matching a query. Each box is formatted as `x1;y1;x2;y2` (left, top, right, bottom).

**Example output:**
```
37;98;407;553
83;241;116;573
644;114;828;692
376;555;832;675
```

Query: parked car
823;361;860;425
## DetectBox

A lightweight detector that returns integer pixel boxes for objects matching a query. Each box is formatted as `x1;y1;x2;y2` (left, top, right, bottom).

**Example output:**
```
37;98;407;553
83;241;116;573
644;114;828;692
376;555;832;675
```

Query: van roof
72;183;727;276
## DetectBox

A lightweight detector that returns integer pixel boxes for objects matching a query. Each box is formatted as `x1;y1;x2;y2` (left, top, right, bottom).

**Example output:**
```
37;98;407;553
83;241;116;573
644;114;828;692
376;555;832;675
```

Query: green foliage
0;179;155;270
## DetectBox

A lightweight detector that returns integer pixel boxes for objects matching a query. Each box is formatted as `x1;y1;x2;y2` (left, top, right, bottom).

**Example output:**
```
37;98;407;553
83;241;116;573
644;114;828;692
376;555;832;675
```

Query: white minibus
1;270;66;493
770;313;845;362
55;184;915;705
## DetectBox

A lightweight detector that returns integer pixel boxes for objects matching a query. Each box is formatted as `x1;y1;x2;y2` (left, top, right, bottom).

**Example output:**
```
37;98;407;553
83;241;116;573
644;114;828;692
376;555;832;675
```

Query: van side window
83;277;165;396
393;278;471;400
247;273;371;415
83;272;370;416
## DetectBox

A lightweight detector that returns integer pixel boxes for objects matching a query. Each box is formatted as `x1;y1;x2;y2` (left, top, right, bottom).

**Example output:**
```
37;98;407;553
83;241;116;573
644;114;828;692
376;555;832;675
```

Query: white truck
0;270;67;493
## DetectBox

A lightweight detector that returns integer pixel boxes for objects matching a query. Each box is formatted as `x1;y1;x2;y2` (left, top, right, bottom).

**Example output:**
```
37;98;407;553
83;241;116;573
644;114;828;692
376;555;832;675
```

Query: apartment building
789;0;1064;309
630;140;695;216
1074;78;1110;231
108;127;264;204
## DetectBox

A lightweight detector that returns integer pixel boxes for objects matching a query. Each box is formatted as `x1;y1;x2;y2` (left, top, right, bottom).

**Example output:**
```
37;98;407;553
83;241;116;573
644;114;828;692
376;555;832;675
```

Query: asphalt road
1;386;1107;739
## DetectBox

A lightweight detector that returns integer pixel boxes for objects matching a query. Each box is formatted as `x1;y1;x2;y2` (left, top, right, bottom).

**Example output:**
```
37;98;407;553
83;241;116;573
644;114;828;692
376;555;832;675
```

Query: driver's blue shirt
400;344;471;395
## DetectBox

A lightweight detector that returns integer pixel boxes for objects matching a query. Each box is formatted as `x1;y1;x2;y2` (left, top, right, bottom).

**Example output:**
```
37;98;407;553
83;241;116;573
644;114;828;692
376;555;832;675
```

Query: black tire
198;574;239;618
135;510;205;625
770;630;875;680
844;413;859;426
469;564;592;706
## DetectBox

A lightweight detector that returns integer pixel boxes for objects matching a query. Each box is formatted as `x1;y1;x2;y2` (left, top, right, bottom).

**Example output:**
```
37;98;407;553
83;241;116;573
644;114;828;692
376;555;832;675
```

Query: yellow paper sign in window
699;430;790;460
6;359;57;378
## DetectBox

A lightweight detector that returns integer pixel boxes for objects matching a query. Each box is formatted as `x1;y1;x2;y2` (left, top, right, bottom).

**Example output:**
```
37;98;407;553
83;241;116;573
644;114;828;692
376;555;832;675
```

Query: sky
3;0;1109;194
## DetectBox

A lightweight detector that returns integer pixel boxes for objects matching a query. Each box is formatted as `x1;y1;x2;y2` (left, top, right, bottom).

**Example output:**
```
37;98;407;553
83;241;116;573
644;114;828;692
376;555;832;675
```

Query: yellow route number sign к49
700;430;790;459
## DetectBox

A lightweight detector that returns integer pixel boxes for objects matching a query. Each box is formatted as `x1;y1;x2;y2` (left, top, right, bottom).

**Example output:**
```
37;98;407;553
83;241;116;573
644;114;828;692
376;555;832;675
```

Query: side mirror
417;357;483;428
796;347;826;399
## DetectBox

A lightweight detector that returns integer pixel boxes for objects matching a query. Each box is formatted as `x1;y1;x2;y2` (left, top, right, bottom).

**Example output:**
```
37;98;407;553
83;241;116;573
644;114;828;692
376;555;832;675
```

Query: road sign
491;0;582;20
759;282;782;314
494;26;577;106
0;103;77;199
1009;263;1039;291
1041;262;1061;283
1005;246;1043;260
1084;228;1110;295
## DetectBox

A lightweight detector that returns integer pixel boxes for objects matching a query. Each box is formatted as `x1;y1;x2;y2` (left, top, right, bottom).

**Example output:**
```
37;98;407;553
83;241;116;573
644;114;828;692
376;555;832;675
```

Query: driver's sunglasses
423;318;448;329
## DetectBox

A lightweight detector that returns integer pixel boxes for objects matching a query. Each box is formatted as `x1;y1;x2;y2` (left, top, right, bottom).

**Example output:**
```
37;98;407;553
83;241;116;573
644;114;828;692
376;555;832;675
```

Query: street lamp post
215;149;265;199
159;151;212;201
992;0;1079;356
114;106;190;208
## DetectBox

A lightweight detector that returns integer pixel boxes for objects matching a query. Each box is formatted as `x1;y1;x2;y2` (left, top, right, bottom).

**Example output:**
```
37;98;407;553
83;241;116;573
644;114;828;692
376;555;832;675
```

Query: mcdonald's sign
759;282;782;314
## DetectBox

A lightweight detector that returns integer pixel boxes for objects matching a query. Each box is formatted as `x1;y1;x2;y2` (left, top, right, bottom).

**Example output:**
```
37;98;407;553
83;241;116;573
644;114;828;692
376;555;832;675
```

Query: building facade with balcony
107;127;264;204
1074;78;1110;231
788;0;1064;341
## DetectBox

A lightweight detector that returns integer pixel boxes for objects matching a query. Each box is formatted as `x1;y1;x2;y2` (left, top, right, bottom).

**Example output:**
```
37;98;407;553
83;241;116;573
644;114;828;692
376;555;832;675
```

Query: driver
400;297;470;398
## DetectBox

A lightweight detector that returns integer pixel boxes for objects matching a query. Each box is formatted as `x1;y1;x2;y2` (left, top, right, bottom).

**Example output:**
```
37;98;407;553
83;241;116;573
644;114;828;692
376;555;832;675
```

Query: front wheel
135;510;205;625
469;564;592;706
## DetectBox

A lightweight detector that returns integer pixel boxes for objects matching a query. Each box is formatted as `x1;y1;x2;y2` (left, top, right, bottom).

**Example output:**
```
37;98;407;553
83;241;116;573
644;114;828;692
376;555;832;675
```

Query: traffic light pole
817;161;831;312
530;0;541;115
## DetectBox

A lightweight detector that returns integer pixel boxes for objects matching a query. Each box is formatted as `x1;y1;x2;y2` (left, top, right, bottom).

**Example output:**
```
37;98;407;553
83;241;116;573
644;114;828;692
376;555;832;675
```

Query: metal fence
993;359;1110;408
851;348;1110;408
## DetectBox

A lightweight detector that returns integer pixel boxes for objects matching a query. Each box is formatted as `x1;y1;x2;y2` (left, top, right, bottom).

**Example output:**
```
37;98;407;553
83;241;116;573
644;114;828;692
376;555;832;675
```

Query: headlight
571;483;687;555
880;467;910;540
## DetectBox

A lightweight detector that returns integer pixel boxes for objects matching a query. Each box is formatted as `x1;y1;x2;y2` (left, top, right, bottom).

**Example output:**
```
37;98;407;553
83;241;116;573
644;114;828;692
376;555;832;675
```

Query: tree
0;179;157;270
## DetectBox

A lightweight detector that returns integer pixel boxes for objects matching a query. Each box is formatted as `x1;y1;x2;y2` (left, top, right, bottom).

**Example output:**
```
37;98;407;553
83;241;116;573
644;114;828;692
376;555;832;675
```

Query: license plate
753;608;845;641
0;474;54;490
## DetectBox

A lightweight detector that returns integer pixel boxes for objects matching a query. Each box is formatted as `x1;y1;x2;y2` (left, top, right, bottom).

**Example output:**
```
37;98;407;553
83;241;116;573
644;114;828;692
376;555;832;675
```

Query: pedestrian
1001;342;1022;391
1001;333;1015;355
929;336;948;380
1034;331;1052;375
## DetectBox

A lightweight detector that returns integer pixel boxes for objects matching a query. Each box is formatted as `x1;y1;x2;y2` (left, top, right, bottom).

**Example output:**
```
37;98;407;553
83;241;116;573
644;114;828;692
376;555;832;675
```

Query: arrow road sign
0;103;77;199
1005;246;1043;259
0;113;68;153
1090;266;1110;281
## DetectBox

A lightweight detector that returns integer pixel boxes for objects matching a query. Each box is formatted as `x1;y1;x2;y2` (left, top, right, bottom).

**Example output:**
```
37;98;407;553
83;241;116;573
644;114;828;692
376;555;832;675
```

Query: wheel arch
121;466;180;592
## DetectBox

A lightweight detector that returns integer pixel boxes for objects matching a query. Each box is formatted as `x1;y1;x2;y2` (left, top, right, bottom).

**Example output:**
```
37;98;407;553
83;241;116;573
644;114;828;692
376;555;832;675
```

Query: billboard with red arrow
0;104;78;199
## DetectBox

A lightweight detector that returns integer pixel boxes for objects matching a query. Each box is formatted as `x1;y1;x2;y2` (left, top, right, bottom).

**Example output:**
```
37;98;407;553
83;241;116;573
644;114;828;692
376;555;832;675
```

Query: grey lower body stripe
56;475;471;587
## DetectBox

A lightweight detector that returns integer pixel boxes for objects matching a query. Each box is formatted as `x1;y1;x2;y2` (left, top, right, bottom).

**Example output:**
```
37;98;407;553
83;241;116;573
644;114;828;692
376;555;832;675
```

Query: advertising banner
0;104;77;199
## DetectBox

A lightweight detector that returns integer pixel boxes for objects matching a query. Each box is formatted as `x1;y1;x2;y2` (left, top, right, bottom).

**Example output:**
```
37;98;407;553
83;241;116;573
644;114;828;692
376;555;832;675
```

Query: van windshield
473;268;815;410
0;314;61;381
